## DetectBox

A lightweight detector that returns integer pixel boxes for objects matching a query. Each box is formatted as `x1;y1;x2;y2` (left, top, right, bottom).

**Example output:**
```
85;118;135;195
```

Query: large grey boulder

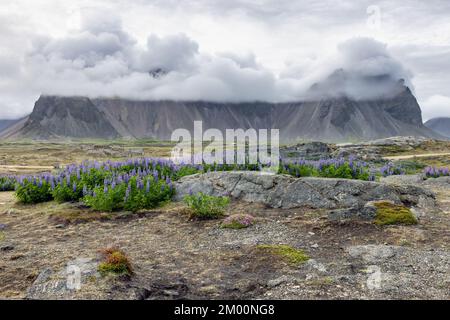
174;172;436;210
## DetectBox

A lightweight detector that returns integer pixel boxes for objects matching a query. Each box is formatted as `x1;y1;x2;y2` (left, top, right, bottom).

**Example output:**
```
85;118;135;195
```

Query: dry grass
0;140;174;174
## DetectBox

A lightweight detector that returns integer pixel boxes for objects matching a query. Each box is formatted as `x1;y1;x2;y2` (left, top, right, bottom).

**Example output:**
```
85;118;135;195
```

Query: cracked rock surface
175;172;436;211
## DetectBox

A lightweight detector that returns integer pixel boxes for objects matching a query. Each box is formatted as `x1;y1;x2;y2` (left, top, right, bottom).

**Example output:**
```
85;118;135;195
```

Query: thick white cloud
5;13;412;107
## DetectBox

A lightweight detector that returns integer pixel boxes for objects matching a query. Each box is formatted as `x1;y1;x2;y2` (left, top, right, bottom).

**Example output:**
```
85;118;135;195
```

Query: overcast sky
0;0;449;120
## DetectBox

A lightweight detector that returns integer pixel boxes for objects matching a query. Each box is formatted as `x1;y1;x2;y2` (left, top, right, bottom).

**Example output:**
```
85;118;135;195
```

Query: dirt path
0;165;55;175
383;152;450;160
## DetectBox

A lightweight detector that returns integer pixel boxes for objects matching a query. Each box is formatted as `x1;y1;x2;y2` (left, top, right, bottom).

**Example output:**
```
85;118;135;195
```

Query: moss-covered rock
221;214;255;229
373;201;418;226
256;244;309;265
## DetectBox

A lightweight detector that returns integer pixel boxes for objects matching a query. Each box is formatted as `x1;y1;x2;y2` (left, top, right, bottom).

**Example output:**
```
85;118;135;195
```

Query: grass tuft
98;247;133;276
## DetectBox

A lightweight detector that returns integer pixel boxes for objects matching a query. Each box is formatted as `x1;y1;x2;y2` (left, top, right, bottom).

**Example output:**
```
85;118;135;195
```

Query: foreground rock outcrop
174;172;436;212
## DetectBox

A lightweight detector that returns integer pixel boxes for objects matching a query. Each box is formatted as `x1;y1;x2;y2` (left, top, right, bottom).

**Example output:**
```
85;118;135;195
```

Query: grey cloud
2;1;449;119
5;16;413;112
133;34;199;72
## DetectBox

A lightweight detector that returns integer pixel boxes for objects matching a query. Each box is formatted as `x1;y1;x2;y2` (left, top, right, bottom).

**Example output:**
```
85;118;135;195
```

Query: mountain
1;84;441;142
425;117;450;138
0;117;28;136
0;120;17;132
0;96;119;140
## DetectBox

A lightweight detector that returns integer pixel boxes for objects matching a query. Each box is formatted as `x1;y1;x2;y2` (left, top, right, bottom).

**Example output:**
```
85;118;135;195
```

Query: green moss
221;221;247;229
304;276;334;287
98;248;133;276
256;244;309;265
0;231;4;243
374;201;418;226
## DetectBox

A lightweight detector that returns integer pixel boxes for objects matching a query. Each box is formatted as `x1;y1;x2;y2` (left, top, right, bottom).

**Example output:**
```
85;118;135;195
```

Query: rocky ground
0;172;448;300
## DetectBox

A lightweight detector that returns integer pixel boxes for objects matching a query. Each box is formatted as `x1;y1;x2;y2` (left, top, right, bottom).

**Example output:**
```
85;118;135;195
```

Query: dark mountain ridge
0;84;442;142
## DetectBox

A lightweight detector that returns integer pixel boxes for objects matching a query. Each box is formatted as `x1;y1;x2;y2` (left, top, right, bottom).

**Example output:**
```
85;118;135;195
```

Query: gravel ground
0;177;449;300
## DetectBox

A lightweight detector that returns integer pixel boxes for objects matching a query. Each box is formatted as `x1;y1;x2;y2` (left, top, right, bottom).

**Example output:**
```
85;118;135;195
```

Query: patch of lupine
279;157;375;181
379;162;406;177
221;214;255;229
0;175;16;191
13;158;183;207
9;155;408;206
424;166;450;178
10;158;259;206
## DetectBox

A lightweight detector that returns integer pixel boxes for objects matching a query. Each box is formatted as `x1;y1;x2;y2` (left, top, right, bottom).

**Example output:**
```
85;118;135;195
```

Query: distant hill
1;83;442;143
425;117;450;138
0;119;20;132
0;118;28;135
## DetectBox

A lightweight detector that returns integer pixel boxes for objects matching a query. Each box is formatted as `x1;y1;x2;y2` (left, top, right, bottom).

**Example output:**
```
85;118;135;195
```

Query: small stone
308;232;315;236
55;224;66;229
311;244;319;249
267;276;289;288
163;290;180;297
0;223;7;230
1;244;14;251
307;259;327;273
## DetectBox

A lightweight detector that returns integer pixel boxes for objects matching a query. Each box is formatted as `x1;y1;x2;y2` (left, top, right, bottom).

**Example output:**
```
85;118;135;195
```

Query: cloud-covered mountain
1;81;441;142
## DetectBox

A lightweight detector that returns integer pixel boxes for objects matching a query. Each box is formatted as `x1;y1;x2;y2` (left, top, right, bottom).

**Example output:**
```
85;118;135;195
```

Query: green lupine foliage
15;180;53;204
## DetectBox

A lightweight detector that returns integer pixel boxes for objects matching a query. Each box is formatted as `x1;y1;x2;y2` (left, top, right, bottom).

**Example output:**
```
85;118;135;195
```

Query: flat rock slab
174;172;436;210
27;258;100;300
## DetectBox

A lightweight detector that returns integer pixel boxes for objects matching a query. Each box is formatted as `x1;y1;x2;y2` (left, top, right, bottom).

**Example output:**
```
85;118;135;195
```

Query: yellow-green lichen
374;201;418;226
256;244;309;265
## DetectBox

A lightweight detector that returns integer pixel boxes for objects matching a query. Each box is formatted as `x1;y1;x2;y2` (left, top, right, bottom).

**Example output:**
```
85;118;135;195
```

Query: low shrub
184;192;230;219
379;162;406;177
373;201;418;226
221;214;255;229
52;179;84;203
84;176;174;212
98;247;133;276
15;178;53;204
424;166;450;178
0;176;16;191
279;158;372;181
